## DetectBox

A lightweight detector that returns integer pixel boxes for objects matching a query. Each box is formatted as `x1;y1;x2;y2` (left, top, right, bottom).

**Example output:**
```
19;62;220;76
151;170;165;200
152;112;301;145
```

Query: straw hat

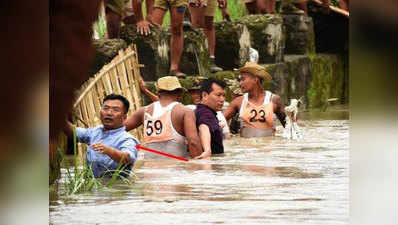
156;76;185;91
238;62;272;83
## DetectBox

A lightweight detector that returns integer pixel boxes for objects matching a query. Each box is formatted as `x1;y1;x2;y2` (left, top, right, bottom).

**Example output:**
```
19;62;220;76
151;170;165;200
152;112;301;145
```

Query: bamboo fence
73;44;144;145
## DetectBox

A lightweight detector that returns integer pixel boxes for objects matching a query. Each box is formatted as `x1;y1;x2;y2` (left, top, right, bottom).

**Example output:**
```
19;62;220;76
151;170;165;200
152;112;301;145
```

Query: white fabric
150;101;186;144
239;91;272;115
282;99;303;139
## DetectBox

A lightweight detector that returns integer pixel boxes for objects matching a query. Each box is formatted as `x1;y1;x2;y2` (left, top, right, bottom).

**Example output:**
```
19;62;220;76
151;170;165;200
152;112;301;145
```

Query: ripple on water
50;109;349;225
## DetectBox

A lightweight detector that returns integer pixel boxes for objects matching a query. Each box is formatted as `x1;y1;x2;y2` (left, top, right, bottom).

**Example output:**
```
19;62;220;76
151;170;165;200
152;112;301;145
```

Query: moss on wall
214;21;250;70
283;15;315;55
238;15;284;63
307;54;345;108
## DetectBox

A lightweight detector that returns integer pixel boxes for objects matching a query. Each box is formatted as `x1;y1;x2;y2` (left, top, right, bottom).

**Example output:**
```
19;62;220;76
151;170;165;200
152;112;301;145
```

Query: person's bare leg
169;6;185;75
266;0;276;14
245;2;257;14
204;16;215;57
151;7;166;26
256;0;267;14
189;6;205;28
205;16;222;72
105;7;122;38
146;0;155;22
296;2;308;16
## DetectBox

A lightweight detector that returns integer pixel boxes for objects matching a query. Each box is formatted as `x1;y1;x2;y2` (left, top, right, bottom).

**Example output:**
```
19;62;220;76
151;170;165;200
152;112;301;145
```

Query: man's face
189;89;201;105
100;99;127;130
202;83;225;111
239;72;258;93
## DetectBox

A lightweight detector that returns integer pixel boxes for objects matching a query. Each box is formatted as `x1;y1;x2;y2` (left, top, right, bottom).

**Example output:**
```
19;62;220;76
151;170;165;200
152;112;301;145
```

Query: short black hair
200;78;226;98
103;93;130;113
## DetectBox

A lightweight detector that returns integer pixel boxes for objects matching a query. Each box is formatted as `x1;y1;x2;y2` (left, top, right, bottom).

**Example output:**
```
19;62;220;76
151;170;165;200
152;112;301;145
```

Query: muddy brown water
50;105;349;225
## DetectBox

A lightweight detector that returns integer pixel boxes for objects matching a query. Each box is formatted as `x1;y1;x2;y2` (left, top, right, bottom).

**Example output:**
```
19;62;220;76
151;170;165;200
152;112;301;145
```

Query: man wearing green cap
125;76;203;159
223;62;288;138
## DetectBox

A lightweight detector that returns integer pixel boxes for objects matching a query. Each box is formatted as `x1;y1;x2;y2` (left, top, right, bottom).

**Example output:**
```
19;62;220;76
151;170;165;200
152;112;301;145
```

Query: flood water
50;105;349;225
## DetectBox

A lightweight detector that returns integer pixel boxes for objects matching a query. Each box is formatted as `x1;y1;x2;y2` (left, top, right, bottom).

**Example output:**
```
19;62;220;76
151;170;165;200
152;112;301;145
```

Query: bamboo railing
73;44;143;142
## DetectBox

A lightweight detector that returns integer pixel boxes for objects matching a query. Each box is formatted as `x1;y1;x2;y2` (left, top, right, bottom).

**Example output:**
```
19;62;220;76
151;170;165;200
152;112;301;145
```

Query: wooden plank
119;61;134;104
110;67;122;94
103;72;113;93
96;78;106;100
83;96;94;127
80;98;90;127
125;55;140;111
90;90;101;125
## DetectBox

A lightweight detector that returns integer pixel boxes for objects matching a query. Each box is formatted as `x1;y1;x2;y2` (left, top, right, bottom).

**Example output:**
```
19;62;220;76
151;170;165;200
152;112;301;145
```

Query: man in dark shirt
194;78;226;159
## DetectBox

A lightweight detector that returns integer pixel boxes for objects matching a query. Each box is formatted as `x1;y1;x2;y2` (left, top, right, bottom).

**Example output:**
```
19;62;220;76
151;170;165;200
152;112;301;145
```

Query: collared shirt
195;104;224;154
76;125;139;178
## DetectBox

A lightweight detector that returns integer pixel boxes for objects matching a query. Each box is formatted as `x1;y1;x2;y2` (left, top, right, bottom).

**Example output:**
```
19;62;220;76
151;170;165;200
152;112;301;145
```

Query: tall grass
60;127;132;195
215;0;247;22
93;13;107;39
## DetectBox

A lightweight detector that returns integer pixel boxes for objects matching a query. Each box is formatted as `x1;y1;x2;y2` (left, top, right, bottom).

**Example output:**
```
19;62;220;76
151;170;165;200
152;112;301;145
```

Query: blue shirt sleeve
119;137;139;164
75;127;91;144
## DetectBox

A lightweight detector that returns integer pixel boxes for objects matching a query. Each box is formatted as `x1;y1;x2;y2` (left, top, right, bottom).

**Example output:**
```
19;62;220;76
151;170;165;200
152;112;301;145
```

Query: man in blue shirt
65;94;139;178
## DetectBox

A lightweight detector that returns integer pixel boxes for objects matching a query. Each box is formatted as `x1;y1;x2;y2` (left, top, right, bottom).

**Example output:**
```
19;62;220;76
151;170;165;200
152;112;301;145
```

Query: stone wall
90;14;348;109
120;24;209;81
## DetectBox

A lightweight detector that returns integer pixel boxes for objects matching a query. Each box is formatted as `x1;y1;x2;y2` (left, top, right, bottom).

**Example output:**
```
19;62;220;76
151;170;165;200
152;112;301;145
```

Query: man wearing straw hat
64;94;139;178
223;62;288;138
125;76;203;159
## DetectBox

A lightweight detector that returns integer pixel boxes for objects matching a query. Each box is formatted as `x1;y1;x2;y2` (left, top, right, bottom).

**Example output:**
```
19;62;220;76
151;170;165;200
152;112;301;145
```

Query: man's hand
136;20;152;36
91;142;110;155
193;150;211;159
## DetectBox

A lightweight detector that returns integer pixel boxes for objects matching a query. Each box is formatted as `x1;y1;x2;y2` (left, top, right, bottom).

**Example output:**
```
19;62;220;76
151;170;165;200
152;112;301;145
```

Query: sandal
170;70;187;78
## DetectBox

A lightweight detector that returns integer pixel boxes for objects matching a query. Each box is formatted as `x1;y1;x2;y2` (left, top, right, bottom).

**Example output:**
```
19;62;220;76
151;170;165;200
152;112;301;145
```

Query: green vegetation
214;0;247;22
60;127;133;195
307;54;345;109
93;13;107;39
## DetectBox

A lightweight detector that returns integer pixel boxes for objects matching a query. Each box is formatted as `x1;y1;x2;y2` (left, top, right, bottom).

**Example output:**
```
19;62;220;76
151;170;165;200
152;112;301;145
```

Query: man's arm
90;143;131;164
194;124;212;159
272;95;287;128
138;76;159;102
223;96;241;121
183;109;203;158
124;107;145;131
